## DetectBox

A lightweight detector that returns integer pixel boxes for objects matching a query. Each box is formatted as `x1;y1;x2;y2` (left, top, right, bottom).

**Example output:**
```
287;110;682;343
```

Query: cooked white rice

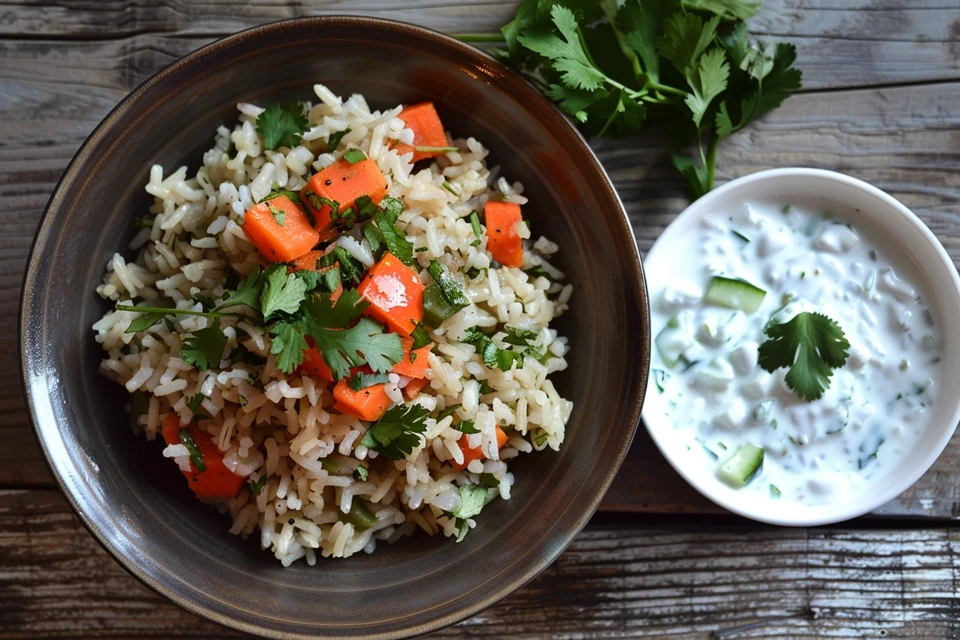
93;85;573;565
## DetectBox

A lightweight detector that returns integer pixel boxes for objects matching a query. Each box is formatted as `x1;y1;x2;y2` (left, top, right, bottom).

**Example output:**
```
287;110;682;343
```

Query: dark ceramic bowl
20;16;649;639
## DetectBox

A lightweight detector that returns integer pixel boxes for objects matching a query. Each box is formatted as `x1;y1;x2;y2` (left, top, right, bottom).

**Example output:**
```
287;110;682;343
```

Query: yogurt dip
649;199;943;505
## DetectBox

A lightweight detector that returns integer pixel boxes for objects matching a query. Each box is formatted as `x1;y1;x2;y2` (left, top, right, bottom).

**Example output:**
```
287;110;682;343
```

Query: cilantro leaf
125;310;168;333
302;287;369;329
307;317;404;380
684;47;729;128
452;484;488;520
410;322;432;350
216;264;265;312
256;101;309;151
758;311;850;402
180;324;227;371
518;6;608;92
270;320;309;373
259;189;301;204
359;404;430;459
348;371;390;391
462;327;525;372
354;464;369;481
682;0;761;21
455;419;480;435
342;149;367;164
268;202;286;227
260;263;309;320
362;198;413;265
186;394;204;414
328;128;351;150
658;13;721;76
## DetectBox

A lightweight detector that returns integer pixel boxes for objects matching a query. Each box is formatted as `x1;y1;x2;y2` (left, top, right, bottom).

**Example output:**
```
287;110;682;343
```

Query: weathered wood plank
2;21;960;515
0;0;958;90
1;489;959;638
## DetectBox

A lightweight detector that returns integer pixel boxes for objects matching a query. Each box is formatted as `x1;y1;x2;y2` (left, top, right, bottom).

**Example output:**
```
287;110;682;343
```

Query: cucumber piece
704;276;767;313
717;443;764;487
655;312;695;368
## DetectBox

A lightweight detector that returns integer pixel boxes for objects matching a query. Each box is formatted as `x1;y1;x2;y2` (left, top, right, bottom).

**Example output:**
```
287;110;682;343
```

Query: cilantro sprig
464;0;801;200
256;101;309;151
758;311;850;401
359;403;430;459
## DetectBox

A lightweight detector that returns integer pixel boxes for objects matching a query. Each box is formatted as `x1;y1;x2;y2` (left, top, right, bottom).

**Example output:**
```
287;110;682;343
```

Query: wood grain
1;0;958;91
3;489;960;638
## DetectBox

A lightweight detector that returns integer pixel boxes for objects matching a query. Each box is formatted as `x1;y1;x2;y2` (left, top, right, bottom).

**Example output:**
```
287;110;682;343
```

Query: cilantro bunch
471;0;801;199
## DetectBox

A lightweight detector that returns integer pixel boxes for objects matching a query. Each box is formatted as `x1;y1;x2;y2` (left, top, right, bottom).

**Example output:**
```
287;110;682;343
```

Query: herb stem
451;33;505;43
115;304;238;320
704;133;719;192
647;81;688;98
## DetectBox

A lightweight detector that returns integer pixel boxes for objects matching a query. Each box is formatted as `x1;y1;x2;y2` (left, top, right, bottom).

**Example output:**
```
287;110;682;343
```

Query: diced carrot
289;250;325;272
484;201;524;268
391;336;432;378
161;414;245;499
403;377;429;401
298;337;334;382
301;157;388;231
452;426;509;471
357;252;425;336
332;379;393;422
242;195;319;263
394;102;449;162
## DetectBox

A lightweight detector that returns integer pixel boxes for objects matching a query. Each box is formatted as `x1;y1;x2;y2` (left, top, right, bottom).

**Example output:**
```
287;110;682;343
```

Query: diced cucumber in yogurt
718;443;765;487
752;399;775;423
655;312;695;367
704;276;767;313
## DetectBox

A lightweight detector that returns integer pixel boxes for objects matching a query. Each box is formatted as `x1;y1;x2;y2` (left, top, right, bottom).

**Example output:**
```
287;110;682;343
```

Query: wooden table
3;1;960;637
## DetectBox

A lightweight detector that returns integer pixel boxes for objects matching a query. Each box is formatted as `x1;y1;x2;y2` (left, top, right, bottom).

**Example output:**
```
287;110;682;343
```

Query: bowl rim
19;15;649;639
641;167;960;527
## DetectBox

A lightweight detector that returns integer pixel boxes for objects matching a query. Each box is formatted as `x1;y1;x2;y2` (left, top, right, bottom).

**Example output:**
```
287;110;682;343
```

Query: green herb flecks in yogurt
651;201;942;505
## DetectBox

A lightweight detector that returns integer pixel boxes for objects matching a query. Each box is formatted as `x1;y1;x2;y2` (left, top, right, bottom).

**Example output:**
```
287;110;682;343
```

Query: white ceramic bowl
642;168;960;526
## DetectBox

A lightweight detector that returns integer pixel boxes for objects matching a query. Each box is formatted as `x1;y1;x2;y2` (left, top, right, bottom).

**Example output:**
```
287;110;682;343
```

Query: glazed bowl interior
20;17;649;639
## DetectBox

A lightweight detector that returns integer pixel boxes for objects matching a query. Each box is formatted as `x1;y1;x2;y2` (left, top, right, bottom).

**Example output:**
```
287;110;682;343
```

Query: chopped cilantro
477;473;500;488
179;428;206;472
216;264;266;312
455;419;480;435
354;464;369;482
260;264;310;320
328;128;351;150
342;149;367;164
267;202;286;227
468;211;482;247
180;324;227;371
758;311;850;401
437;404;462;421
452;484;487;520
269;289;403;378
359;404;430;459
348;371;390;391
410;322;432;350
259;189;301;204
186;394;204;414
125;310;169;333
256;101;309;151
249;475;267;496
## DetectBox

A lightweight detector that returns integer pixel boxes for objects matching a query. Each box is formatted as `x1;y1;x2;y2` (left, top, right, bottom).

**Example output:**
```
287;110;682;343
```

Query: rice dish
92;84;573;566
